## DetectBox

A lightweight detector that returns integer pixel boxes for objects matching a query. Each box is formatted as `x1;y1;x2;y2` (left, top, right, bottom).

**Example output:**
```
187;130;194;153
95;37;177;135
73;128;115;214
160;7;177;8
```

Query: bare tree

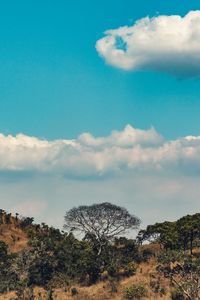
64;202;140;255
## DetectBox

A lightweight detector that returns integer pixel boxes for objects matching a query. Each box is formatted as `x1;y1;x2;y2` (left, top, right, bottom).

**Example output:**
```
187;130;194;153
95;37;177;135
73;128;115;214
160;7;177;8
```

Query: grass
0;226;174;300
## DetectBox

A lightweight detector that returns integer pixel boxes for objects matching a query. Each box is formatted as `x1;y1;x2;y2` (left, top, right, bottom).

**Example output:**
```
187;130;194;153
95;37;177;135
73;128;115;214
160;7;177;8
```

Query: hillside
0;209;199;300
0;258;172;300
0;224;28;253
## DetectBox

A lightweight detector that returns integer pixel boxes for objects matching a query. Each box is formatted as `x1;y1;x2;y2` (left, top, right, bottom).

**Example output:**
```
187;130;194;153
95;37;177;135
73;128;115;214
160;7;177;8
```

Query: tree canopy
138;213;200;254
64;202;140;254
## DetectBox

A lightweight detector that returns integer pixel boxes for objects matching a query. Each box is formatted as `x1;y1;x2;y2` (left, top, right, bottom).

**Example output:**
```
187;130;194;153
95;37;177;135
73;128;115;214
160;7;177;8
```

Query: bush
157;250;184;265
159;287;166;296
123;262;137;277
124;283;147;299
171;289;184;300
107;278;118;294
107;263;119;277
71;287;78;296
150;279;160;294
149;278;166;296
141;248;154;261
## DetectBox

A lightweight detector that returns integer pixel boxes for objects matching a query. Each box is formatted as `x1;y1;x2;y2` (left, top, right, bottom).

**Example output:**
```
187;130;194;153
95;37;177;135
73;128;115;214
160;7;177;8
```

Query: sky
0;0;200;230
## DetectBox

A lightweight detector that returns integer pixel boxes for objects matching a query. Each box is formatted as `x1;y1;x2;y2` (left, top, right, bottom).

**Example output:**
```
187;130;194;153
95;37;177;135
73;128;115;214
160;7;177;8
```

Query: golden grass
0;224;28;252
0;228;175;299
0;258;173;300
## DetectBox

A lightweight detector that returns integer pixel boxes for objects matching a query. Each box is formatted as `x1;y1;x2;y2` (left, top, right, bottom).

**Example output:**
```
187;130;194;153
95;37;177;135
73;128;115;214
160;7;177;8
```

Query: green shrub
159;287;166;296
124;262;137;277
171;289;184;300
107;263;119;277
124;283;147;299
149;278;166;296
141;248;154;261
71;287;78;296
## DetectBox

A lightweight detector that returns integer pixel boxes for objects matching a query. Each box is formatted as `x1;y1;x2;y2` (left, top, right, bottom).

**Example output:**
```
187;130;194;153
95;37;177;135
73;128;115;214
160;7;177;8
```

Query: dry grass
0;259;173;300
0;224;28;252
0;228;173;299
50;261;172;299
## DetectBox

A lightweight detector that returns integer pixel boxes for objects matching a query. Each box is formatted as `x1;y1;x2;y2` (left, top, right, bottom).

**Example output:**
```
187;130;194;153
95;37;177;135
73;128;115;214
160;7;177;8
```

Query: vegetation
157;252;200;300
171;289;184;300
138;213;200;253
64;202;140;255
0;204;199;299
123;283;147;299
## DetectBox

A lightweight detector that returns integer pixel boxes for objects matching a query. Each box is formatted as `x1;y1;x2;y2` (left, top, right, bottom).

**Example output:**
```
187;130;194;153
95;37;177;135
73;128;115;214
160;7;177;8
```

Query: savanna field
0;204;199;300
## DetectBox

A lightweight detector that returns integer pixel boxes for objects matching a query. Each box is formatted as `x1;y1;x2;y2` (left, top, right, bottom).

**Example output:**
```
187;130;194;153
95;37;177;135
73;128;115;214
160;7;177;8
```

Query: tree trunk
190;230;193;255
47;287;53;300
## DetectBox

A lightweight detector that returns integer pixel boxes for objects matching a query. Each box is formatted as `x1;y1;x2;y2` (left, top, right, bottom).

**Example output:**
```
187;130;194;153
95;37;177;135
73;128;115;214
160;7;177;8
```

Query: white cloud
0;125;200;178
96;11;200;77
1;127;200;228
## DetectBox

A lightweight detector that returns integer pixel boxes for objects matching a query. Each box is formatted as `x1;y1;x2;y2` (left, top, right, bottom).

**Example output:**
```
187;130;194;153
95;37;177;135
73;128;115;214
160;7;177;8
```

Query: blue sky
0;1;200;229
0;0;200;139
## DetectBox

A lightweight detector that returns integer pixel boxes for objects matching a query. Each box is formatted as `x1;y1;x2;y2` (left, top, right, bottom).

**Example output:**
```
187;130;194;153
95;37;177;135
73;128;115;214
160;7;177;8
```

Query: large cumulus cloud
96;11;200;77
0;125;200;178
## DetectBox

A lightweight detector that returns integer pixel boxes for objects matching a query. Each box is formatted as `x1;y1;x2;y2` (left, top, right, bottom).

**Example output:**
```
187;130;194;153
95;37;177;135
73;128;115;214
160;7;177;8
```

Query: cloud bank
0;125;200;178
96;11;200;77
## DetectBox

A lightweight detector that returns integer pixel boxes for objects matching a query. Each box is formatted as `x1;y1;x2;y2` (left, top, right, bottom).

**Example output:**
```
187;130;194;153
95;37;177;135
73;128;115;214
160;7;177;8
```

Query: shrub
124;262;137;277
141;248;154;261
107;263;119;277
149;279;160;294
157;250;184;265
159;287;166;296
124;283;147;299
149;278;165;296
71;287;78;296
107;278;118;294
171;289;184;300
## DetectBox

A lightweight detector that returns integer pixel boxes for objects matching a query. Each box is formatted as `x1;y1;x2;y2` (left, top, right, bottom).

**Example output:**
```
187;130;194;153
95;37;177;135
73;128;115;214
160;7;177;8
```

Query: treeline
0;226;142;298
138;213;200;254
0;203;199;300
0;203;144;299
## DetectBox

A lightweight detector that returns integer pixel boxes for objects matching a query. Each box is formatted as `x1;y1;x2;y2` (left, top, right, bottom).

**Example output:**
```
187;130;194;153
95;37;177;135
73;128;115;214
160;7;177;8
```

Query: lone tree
64;202;140;255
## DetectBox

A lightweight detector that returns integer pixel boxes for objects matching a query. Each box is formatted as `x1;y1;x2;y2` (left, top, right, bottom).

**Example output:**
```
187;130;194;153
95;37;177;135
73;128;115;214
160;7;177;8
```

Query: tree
138;221;178;250
12;250;34;299
64;202;140;255
20;216;34;229
139;213;200;253
124;283;147;299
158;252;200;300
176;214;200;255
0;241;18;293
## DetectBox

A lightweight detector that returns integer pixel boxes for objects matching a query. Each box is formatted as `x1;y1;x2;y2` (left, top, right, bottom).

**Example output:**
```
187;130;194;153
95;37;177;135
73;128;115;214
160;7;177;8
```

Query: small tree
64;202;140;255
158;252;200;300
124;283;147;299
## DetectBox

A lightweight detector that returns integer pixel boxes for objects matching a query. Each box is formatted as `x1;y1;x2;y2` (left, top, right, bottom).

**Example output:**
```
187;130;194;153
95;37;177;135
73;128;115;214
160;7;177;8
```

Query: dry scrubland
0;225;173;300
0;259;172;300
0;210;200;300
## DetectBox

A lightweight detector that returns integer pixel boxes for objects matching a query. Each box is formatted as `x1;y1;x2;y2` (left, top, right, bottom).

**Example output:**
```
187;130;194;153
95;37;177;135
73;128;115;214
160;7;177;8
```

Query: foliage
137;221;178;249
0;241;18;293
64;202;140;255
171;289;185;300
71;287;78;296
0;207;200;298
158;251;200;300
140;248;155;262
149;277;166;296
138;213;200;254
123;283;147;299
